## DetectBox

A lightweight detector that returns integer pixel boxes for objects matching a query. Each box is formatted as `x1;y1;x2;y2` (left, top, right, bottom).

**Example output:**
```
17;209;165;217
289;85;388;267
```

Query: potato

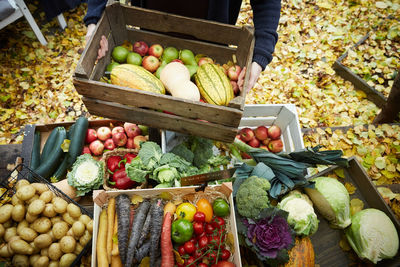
31;217;51;233
66;203;81;219
59;253;76;267
66;228;74;237
3;219;13;229
71;221;85;238
10;239;34;255
30;241;41;254
17;220;29;235
86;220;93;234
31;183;49;195
25;212;38;223
60;236;76;253
42;204;57;218
26;194;39;205
49;261;59;267
12;204;26;222
16;179;30;190
0;243;12;257
52;221;68;240
79;230;91;246
46;229;55;241
34;256;49;267
29;254;41;266
16;185;36;201
34;234;52;249
50;216;62;225
78;214;91;226
7;236;21;254
12;194;24;206
62;212;75;226
0;223;4;237
52;197;67;214
12;254;29;267
74;243;83;255
48;243;62;261
4;226;17;242
19;227;38;242
40;248;48;257
39;191;53;203
0;204;13;223
28;199;46;216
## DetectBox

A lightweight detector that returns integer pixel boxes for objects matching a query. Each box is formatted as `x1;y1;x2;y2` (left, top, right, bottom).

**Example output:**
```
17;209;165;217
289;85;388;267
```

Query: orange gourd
282;237;315;267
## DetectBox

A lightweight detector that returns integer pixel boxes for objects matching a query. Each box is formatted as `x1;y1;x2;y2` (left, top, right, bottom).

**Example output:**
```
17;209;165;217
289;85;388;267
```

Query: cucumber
30;131;41;170
40;127;59;163
34;127;67;180
66;117;89;167
67;123;75;139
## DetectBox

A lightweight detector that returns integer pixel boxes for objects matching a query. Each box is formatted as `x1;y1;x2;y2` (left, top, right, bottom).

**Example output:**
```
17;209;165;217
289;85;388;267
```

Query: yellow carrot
97;209;109;267
112;213;119;256
111;255;123;267
107;197;116;262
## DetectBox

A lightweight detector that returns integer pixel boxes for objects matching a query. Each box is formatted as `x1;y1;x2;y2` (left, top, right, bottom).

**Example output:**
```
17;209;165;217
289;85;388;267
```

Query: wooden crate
309;157;400;267
73;2;254;143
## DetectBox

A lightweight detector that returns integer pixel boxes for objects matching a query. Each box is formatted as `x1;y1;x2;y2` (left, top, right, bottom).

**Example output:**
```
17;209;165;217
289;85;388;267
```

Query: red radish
161;212;174;267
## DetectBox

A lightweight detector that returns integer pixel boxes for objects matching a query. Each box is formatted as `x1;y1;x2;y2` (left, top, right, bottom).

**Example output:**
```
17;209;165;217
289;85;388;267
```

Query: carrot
149;199;164;266
112;211;119;256
161;212;174;267
111;255;123;267
116;194;131;265
107;197;116;262
135;239;151;264
137;210;151;248
97;209;109;267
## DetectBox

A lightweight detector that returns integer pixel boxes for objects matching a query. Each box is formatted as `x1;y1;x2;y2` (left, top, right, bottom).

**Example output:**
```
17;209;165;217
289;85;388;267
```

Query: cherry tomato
177;263;185;267
189;237;197;244
208;235;221;248
194;249;203;259
207;251;217;264
216;261;235;267
198;263;208;267
184;241;196;254
193;221;204;235
185;256;195;266
197;231;206;240
205;223;215;234
212;217;226;229
193;211;206;222
198;235;209;248
178;245;186;255
220;249;231;260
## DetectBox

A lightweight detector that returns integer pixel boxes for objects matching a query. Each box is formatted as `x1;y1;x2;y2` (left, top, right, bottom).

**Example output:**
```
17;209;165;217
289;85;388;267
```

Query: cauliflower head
236;176;271;219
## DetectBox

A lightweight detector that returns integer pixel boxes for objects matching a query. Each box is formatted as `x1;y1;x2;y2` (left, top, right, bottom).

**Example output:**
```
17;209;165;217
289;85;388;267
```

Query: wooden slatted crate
73;2;254;143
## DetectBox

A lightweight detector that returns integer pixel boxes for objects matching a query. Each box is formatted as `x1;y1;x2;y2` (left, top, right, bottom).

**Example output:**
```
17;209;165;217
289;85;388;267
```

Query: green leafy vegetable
125;156;149;183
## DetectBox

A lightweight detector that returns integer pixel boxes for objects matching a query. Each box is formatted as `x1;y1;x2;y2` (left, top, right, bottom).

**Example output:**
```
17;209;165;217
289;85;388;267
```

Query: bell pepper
171;219;194;244
107;156;122;173
112;167;136;189
123;153;137;164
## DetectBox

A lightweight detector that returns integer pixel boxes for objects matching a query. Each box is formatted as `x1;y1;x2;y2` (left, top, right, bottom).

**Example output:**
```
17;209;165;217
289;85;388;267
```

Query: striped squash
194;63;234;106
110;64;165;94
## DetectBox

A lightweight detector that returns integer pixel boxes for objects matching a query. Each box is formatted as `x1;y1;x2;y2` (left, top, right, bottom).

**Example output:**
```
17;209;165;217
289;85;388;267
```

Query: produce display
0;179;93;267
103;40;242;105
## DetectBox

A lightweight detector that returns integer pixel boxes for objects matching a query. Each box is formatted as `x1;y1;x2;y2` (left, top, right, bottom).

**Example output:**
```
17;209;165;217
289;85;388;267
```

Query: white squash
160;62;190;93
170;80;200;101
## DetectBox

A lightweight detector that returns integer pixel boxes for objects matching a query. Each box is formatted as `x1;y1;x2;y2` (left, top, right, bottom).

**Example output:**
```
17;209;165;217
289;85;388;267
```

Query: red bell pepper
112;167;136;189
123;153;137;164
107;156;122;173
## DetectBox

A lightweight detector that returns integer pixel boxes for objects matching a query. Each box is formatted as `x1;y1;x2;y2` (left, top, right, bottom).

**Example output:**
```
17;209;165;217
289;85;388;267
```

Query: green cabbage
304;176;351;229
345;208;399;264
277;190;319;236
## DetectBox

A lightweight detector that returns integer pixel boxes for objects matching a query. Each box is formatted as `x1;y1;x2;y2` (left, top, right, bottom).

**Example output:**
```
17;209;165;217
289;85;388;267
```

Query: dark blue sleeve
84;0;107;26
250;0;281;69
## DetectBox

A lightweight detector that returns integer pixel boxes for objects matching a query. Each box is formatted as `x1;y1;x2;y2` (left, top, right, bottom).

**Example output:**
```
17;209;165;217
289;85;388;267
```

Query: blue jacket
84;0;281;69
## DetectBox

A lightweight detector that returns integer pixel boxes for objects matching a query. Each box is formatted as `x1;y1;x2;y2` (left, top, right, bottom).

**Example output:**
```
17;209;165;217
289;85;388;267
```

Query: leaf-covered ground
0;0;399;185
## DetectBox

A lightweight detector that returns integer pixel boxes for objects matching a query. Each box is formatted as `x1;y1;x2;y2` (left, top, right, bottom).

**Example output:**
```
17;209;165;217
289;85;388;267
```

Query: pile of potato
0;179;93;267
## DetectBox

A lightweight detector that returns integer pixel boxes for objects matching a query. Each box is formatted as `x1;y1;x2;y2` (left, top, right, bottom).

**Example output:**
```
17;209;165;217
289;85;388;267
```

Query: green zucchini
30;131;41;170
40;127;59;163
34;127;67;180
66;117;89;167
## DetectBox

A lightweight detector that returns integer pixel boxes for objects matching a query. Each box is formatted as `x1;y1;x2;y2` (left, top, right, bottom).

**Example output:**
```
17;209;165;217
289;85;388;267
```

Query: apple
138;125;149;136
133;41;148;57
230;80;240;95
254;126;269;141
235;134;241;140
89;140;104;156
82;146;91;155
222;64;230;75
126;52;142;65
262;138;271;146
133;135;147;149
113;132;127;147
268;125;281;140
126;138;135;149
239;127;255;142
198;57;213;66
247;137;260;148
260;145;269;151
148;44;163;58
228;65;242;81
142;55;160;73
97;126;112;141
268;139;283;153
104;138;115;150
171;59;183;64
112;126;124;135
85;128;97;144
124;122;142;138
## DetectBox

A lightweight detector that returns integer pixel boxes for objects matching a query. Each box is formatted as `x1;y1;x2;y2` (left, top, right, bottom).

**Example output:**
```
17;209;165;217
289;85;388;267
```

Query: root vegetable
11;204;25;222
34;234;52;249
111;214;119;256
72;221;85;237
107;197;116;262
16;185;36;201
161;212;174;267
60;236;76;253
66;203;81;218
59;253;77;267
10;239;34;255
149;199;164;266
48;243;62;260
0;204;13;223
111;255;123;267
116;194;130;265
97;209;108;267
12;254;29;267
137;207;151;248
52;221;68;239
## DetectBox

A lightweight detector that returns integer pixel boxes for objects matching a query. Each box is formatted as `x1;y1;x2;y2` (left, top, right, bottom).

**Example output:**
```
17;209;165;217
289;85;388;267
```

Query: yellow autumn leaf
131;195;143;205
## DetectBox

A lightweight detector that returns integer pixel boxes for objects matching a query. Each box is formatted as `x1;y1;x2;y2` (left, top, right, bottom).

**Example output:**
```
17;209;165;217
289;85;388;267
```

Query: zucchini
34;127;67;180
40;127;59;163
66;117;89;167
30;131;41;170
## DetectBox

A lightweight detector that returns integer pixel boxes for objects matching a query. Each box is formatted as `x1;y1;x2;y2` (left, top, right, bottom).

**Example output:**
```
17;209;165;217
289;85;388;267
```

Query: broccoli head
235;176;271;219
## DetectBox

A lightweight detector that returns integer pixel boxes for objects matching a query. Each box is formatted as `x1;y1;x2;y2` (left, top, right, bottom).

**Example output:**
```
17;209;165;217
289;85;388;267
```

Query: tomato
205;223;215;234
172;219;194;244
198;263;208;267
220;249;231;260
184;241;196;254
216;261;235;267
207;251;217;264
176;203;197;222
178;245;186;255
212;217;226;229
208;235;221;248
193;211;206;222
185;256;195;266
193;221;204;235
212;198;230;217
197;231;206;240
189;237;197;244
198;235;209;248
196;198;213;222
194;249;203;259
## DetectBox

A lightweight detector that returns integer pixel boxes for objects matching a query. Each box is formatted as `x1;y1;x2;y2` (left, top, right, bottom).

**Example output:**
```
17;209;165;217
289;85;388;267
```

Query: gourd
160;62;200;101
282;237;315;267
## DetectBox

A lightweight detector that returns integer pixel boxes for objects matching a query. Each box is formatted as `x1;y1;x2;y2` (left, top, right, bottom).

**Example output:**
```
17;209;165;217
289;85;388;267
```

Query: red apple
171;59;183;64
85;128;97;144
247;137;260;148
198;57;214;66
230;80;240;95
133;135;147;149
112;126;124;135
262;138;271;146
89;140;104;156
254;126;269;141
239;127;255;142
268;139;283;153
235;134;241;141
260;145;269;151
113;132;127;147
104;138;115;150
142;55;160;73
133;41;148;57
97;126;112;141
148;44;163;58
227;65;241;81
268;125;281;140
82;146;91;155
124;122;142;138
126;138;135;149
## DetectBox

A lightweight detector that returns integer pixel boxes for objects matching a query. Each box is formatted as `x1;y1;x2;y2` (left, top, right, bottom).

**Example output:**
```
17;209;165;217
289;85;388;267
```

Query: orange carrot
161;212;174;267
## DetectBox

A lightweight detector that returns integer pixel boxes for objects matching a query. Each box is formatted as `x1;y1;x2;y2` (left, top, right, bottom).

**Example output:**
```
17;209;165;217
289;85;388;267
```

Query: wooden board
309;157;400;266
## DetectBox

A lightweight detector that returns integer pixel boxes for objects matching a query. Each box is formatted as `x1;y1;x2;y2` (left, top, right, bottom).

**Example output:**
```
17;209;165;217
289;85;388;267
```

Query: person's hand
85;24;96;43
237;62;263;94
97;35;108;60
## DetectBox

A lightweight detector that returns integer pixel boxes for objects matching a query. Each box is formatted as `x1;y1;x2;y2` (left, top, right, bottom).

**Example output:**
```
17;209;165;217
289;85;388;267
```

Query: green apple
138;125;149;136
126;52;142;65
